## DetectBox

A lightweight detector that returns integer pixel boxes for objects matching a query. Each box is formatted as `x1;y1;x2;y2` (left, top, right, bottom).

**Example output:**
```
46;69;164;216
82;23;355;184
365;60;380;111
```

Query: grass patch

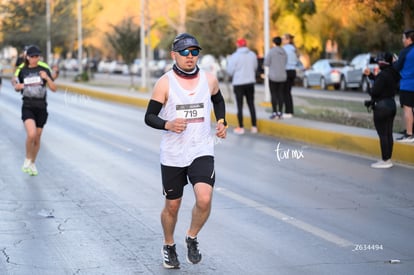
292;96;404;132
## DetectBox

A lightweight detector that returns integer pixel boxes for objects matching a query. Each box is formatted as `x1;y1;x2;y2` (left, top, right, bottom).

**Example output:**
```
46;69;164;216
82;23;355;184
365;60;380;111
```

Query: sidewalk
55;76;414;166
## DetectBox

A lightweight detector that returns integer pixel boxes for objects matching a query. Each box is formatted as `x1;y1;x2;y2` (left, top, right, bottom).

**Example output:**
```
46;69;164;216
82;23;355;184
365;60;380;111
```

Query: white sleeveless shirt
159;70;214;167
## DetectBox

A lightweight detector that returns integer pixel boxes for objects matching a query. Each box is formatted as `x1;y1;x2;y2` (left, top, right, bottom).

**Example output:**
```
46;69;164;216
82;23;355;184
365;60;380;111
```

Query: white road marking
216;187;353;247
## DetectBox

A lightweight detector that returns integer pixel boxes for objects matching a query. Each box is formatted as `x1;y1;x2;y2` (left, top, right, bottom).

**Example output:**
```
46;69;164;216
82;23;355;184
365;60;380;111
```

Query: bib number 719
176;103;204;123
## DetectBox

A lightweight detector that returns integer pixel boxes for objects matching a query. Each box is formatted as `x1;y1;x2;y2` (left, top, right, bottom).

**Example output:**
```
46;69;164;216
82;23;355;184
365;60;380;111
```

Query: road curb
59;83;149;108
58;83;414;166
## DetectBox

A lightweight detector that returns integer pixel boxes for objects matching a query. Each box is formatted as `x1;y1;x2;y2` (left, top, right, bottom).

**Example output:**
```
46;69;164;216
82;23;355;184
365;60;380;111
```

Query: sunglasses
29;55;40;58
178;49;200;57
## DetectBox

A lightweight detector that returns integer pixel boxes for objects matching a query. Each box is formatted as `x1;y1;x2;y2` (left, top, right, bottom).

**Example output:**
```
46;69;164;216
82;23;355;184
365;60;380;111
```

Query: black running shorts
399;90;414;108
161;155;215;200
21;106;48;128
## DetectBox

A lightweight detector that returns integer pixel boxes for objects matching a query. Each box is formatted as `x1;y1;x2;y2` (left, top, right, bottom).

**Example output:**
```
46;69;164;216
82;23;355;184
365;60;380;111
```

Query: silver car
303;59;347;90
339;53;379;92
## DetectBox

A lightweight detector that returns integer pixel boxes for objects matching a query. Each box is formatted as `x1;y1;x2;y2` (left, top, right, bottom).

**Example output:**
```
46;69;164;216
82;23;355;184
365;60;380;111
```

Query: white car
112;61;129;74
130;59;142;75
97;60;114;73
199;54;224;80
63;58;78;71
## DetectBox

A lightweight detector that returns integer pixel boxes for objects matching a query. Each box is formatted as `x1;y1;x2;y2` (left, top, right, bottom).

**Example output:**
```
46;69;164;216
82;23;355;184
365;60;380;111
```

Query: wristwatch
217;118;228;128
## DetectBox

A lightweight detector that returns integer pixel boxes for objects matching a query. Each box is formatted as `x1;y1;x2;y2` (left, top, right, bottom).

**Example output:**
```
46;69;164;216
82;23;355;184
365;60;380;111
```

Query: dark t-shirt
18;66;52;103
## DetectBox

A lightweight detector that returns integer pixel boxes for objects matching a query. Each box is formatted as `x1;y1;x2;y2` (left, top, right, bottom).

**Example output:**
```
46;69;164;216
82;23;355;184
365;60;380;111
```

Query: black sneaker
185;236;202;264
162;244;180;269
399;129;407;135
277;112;283;119
396;134;414;143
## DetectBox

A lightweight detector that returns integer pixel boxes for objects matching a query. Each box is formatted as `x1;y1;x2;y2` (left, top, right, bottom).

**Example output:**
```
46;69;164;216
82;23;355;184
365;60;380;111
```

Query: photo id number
352;244;383;251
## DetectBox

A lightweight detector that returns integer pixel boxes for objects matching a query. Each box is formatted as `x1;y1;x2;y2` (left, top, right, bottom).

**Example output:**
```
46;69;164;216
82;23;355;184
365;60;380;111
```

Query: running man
144;33;227;269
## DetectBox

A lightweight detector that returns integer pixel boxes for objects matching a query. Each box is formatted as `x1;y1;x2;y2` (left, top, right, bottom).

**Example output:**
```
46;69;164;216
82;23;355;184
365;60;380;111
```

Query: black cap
404;29;414;40
172;33;202;51
404;29;414;36
376;52;393;65
26;45;42;56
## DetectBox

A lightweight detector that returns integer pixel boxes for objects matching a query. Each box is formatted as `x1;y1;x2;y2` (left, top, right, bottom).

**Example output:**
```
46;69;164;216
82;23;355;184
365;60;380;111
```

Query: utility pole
140;0;147;90
77;0;83;75
46;0;51;65
263;0;270;102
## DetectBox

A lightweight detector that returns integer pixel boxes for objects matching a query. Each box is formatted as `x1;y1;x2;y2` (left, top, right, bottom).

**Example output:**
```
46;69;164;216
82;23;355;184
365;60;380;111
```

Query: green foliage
0;0;100;59
297;0;316;17
2;0;411;68
366;0;414;32
0;0;48;49
74;71;90;82
294;96;404;131
105;17;140;65
286;0;316;17
186;6;235;58
152;18;178;52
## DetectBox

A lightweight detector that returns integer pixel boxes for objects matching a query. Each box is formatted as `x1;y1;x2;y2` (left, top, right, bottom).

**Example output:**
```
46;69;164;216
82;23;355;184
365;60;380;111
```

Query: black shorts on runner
21;106;48;128
399;90;414;108
161;155;215;200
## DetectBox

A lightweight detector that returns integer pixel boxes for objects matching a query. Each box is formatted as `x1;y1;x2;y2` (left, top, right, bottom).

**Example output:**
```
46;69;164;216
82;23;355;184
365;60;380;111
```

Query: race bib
24;76;42;86
176;103;205;123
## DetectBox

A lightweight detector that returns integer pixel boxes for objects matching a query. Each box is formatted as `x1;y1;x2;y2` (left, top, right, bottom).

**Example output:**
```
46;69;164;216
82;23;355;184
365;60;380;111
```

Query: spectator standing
14;47;26;69
14;45;57;176
394;29;414;142
264;36;287;119
0;62;2;86
226;38;258;134
282;33;299;118
365;52;400;168
144;33;227;269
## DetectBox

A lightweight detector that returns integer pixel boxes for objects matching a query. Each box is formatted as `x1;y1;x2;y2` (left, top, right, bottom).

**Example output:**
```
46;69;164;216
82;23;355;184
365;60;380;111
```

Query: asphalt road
0;82;413;275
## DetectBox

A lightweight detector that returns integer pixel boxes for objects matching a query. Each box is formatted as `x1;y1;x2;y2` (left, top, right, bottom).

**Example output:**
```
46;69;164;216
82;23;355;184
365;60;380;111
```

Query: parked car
162;59;175;74
112;61;128;74
97;59;114;73
130;59;142;75
149;60;167;77
302;59;347;90
295;60;305;86
339;53;379;92
256;57;265;84
199;54;224;81
62;58;79;71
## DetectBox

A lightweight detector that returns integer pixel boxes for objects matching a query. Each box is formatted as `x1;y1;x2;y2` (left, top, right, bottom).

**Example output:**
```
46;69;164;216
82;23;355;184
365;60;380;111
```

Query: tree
297;0;406;62
0;0;78;53
0;0;100;60
356;0;414;32
0;0;51;50
105;17;140;87
186;6;234;58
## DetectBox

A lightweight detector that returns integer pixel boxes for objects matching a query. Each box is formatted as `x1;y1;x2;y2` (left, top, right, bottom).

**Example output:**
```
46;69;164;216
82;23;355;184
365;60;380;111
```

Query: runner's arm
144;75;168;130
208;73;227;125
